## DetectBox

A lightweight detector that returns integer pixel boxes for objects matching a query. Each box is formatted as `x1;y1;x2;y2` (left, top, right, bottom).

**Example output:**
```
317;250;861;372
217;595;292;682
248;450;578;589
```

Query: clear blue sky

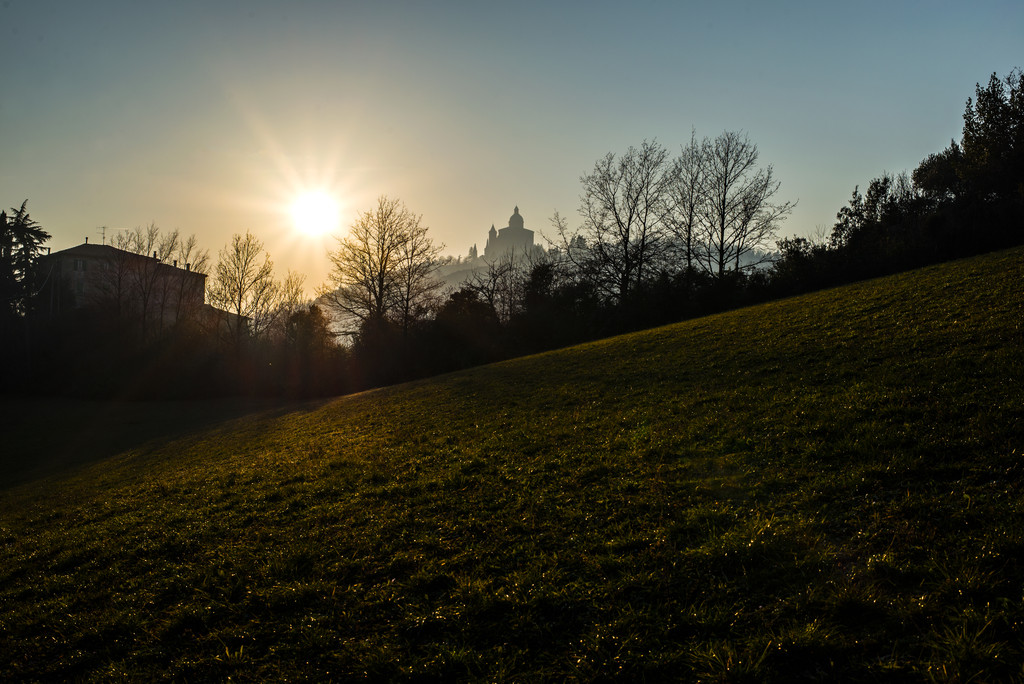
2;1;1021;289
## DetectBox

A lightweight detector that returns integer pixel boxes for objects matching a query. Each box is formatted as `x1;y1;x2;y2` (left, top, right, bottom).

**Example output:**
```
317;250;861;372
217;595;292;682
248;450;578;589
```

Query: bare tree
208;231;281;342
463;250;529;325
93;234;135;326
114;224;167;337
263;270;308;342
149;229;182;335
102;224;208;338
698;131;794;277
278;270;307;314
320;196;442;338
563;140;673;302
392;218;444;336
108;224;211;336
666;131;707;284
170;234;209;323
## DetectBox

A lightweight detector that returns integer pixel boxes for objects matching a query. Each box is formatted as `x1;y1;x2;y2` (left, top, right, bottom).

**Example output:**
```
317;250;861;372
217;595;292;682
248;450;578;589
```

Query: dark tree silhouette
913;141;964;203
1;201;50;319
562;140;674;303
960;69;1024;202
112;224;183;339
208;231;281;343
321;196;442;339
666;131;706;286
698;131;794;277
773;68;1024;298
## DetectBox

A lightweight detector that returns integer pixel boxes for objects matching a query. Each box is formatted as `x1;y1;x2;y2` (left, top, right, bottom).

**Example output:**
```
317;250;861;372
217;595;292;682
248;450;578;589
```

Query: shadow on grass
0;397;331;489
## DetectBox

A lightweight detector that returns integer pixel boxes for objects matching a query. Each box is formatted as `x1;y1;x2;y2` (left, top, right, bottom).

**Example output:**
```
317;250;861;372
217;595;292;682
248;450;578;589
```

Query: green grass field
2;248;1023;681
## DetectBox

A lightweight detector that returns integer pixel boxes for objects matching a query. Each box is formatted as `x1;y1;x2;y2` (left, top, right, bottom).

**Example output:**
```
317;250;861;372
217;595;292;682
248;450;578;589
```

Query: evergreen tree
0;201;50;318
960;69;1024;201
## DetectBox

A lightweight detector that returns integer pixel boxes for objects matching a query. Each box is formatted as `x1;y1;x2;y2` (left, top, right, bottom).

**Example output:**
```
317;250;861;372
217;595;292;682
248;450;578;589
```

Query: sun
290;190;340;236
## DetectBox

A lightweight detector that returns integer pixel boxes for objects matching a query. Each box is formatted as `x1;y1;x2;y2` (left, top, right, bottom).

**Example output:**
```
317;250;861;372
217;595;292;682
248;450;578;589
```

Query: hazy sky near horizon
3;1;1022;291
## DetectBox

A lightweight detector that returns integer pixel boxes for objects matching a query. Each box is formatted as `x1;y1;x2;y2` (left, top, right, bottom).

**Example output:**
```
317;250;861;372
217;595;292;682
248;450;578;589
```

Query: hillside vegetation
1;248;1023;682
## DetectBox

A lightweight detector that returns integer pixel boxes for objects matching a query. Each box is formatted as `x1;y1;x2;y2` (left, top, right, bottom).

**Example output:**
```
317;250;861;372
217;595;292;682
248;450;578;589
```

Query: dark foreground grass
1;248;1023;682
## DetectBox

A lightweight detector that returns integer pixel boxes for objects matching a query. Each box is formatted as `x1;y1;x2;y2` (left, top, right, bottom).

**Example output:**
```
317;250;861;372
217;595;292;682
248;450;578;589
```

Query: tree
960;69;1024;201
913;141;964;203
698;131;794;277
112;224;180;338
169;234;210;323
464;256;515;324
1;201;50;318
321;196;442;338
463;248;541;325
771;234;830;295
392;215;444;337
562;140;674;303
666;131;707;286
274;302;346;396
427;287;504;370
509;257;597;351
98;225;210;339
208;231;281;343
282;303;332;352
830;173;919;251
263;270;307;342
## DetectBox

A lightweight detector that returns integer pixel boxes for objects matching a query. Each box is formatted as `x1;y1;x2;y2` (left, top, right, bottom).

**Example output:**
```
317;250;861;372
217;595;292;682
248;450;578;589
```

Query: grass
1;247;1023;681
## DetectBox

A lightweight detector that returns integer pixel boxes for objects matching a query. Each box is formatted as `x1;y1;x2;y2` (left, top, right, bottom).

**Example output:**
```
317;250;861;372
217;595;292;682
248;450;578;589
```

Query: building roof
508;206;525;231
44;242;207;277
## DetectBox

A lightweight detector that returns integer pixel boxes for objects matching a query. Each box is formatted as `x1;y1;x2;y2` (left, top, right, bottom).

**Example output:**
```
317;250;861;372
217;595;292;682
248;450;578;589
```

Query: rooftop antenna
98;226;107;245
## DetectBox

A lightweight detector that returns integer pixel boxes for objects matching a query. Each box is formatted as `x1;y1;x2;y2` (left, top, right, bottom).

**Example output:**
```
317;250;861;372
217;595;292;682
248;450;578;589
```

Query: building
483;206;535;261
436;206;549;289
38;242;238;333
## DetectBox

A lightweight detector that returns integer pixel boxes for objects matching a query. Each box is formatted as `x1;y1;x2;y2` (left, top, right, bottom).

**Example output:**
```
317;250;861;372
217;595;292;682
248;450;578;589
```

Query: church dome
508;206;524;230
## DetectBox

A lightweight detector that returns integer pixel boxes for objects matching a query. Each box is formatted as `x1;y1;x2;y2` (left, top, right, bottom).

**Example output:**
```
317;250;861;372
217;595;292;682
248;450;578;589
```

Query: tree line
772;69;1024;293
2;68;1021;398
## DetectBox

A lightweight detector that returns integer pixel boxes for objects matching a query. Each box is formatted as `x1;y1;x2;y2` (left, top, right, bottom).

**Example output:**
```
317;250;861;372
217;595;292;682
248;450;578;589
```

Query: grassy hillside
2;248;1023;682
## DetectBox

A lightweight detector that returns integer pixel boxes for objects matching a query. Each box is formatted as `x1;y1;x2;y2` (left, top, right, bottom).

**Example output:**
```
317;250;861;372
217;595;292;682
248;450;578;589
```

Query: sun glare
290;190;340;236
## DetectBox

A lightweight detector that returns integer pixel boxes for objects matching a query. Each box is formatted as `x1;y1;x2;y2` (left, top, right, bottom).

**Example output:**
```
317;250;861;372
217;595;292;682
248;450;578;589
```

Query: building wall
39;244;207;330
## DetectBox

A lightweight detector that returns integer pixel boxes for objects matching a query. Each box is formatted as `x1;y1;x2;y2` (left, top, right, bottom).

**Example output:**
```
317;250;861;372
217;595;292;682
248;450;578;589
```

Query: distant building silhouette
484;206;534;260
436;206;548;289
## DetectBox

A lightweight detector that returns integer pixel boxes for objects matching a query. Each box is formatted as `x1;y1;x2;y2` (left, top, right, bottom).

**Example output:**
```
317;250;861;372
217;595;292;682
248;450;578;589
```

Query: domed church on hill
441;206;547;288
483;206;534;260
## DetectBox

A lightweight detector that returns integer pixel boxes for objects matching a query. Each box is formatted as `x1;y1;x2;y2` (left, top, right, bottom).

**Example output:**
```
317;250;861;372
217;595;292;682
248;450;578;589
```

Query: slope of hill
2;248;1023;681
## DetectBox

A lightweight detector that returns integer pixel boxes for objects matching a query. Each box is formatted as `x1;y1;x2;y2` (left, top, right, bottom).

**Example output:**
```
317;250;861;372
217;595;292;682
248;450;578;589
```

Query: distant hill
2;247;1023;681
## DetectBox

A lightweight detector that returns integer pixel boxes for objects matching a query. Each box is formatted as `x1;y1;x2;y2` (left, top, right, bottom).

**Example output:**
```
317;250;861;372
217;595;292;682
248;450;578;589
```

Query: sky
2;1;1022;293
